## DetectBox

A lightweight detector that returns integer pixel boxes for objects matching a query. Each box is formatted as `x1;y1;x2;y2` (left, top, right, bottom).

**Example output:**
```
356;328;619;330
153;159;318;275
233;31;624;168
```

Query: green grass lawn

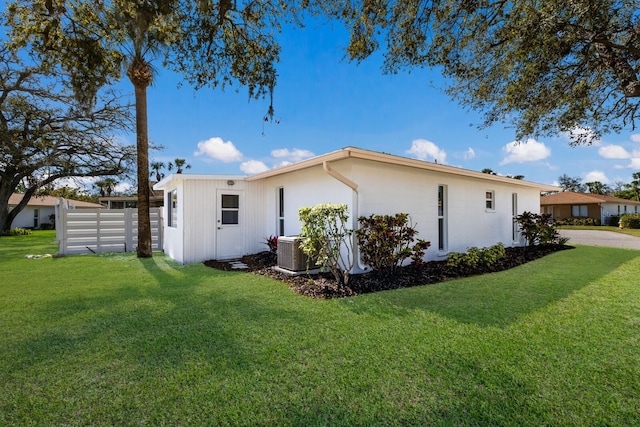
559;224;640;237
1;231;639;426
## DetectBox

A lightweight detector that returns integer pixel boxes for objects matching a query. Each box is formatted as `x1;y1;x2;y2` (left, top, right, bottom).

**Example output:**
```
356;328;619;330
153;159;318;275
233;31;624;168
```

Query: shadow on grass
346;246;640;328
6;254;309;380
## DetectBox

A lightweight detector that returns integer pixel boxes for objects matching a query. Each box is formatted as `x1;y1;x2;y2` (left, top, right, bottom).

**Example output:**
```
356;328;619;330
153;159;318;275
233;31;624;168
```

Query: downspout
322;161;368;272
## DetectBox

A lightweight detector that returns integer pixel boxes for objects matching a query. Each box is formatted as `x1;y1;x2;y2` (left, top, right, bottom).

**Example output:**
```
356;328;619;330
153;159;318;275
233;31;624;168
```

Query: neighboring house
99;194;164;209
7;194;104;229
154;147;559;266
99;184;163;209
540;191;640;225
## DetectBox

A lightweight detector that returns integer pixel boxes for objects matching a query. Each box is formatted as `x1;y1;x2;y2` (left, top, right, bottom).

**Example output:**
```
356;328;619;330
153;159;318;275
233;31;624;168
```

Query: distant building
99;185;164;209
541;191;640;225
8;194;103;229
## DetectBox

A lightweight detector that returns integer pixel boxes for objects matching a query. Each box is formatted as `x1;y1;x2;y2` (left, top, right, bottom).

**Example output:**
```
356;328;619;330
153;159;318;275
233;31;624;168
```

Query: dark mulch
203;244;574;299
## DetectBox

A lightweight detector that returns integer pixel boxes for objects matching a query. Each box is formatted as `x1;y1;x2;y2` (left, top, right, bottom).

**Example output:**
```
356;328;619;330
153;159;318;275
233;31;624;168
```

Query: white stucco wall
261;165;355;238
10;206;55;229
261;158;541;266
338;158;539;258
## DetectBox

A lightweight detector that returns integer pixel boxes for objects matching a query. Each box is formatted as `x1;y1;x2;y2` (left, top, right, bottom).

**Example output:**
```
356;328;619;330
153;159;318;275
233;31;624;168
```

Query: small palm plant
168;158;191;174
150;161;165;182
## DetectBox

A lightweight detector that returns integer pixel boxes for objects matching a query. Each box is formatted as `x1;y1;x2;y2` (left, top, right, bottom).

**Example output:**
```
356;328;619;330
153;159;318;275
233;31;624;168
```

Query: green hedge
556;217;601;226
1;228;32;236
619;213;640;229
446;243;506;270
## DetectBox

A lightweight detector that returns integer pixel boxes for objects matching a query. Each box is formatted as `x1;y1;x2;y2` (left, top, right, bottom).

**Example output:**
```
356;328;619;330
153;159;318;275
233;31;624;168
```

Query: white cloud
631;134;640;143
275;160;293;168
630;158;640;169
500;138;551;165
407;139;447;164
115;182;133;193
193;137;243;162
271;148;315;162
598;144;630;159
584;170;609;183
463;147;476;160
240;160;269;175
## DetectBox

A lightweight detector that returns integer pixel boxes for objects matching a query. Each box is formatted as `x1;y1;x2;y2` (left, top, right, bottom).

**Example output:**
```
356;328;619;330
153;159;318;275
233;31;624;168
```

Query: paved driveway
560;229;640;250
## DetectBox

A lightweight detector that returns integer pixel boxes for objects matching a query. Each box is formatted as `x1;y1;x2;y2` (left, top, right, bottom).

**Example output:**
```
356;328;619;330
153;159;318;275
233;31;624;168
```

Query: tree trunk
131;80;153;258
0;181;12;233
0;182;37;233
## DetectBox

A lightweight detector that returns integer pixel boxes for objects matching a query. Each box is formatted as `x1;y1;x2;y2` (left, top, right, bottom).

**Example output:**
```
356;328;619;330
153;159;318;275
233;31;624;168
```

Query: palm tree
94;180;109;197
118;3;175;258
10;0;304;256
150;161;166;182
94;177;118;197
168;158;192;174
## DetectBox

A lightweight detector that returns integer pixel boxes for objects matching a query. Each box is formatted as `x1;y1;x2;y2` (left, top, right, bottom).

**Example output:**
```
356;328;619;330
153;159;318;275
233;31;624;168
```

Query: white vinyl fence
56;198;163;255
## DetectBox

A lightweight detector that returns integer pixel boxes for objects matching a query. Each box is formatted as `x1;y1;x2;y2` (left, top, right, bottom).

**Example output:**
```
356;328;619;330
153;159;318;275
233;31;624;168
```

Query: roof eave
247;146;560;192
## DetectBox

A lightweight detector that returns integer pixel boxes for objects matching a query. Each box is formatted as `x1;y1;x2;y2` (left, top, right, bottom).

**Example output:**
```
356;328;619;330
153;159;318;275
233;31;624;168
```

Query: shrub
299;203;354;286
446;243;506;270
264;235;278;253
556;217;601;226
410;239;431;268
1;228;32;236
40;223;54;230
356;213;426;274
516;211;564;246
619;213;640;229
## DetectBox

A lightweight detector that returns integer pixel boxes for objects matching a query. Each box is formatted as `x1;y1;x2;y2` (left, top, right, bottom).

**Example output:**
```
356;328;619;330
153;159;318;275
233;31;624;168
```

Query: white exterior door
216;189;245;259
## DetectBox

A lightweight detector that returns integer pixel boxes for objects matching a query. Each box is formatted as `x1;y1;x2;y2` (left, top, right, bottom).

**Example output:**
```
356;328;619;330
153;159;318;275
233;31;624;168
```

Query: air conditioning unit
277;236;309;272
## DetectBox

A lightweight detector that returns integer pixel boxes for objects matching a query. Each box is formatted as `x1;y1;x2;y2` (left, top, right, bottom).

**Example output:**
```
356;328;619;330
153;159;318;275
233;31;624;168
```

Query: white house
8;193;104;229
154;147;559;267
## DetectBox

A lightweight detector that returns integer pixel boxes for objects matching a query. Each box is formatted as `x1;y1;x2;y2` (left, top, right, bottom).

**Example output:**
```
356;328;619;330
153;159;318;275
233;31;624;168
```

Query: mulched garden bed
203;244;574;299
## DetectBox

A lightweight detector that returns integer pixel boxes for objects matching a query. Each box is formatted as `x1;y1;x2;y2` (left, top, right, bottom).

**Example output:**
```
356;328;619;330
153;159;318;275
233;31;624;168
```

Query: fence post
95;209;101;253
55;198;68;255
156;208;164;252
125;208;134;252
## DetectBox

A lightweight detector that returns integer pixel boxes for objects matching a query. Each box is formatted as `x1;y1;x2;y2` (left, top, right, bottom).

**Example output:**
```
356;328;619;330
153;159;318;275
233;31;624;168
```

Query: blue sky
110;20;639;190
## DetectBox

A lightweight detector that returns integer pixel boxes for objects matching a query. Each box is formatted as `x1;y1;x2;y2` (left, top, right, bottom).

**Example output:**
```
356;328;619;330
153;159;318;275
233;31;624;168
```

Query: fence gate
56;199;163;255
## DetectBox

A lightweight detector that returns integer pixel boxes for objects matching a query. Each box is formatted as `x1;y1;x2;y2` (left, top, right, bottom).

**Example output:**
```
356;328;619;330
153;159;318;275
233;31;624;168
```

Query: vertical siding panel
184;180;217;263
244;179;266;255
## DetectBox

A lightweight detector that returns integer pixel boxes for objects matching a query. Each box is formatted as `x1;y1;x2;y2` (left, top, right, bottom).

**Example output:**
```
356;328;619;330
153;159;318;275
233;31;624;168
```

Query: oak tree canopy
325;0;640;144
